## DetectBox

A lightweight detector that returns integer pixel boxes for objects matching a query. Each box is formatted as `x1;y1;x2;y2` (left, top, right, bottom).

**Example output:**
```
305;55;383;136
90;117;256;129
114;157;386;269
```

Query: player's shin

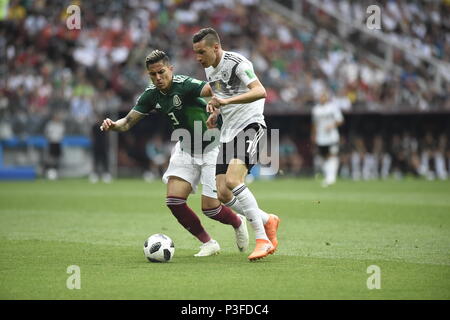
224;196;269;224
166;197;211;243
330;156;339;182
323;157;335;185
231;184;269;241
324;156;338;184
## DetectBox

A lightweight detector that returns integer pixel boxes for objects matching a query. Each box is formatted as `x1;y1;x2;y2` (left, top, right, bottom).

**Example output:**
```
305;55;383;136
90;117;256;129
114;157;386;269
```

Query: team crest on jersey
173;95;182;110
221;70;229;81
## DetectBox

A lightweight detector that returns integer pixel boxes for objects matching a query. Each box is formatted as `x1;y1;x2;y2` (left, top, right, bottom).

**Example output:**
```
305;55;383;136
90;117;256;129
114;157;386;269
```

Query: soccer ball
143;233;175;263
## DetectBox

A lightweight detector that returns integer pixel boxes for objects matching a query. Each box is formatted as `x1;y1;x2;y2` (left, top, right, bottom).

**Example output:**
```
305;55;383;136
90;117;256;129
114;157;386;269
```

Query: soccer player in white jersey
192;27;280;261
311;90;344;187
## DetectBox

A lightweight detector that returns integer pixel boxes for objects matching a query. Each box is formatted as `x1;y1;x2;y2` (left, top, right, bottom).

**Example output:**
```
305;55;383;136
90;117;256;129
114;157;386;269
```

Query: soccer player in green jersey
100;50;249;257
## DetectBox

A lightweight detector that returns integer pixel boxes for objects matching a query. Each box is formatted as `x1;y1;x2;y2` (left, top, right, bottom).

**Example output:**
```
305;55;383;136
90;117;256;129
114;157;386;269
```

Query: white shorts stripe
248;125;264;157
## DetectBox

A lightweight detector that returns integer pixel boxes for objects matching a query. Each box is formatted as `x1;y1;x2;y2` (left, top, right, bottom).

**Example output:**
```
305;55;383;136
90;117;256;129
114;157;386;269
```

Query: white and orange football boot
264;214;280;254
247;239;274;261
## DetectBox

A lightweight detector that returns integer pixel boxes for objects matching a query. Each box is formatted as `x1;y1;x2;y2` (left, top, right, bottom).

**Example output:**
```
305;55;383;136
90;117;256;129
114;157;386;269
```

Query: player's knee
201;196;221;210
216;186;233;203
225;176;241;190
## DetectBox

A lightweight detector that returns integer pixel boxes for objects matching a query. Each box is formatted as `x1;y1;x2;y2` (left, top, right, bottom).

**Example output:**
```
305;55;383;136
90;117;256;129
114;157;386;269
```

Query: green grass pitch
0;178;449;299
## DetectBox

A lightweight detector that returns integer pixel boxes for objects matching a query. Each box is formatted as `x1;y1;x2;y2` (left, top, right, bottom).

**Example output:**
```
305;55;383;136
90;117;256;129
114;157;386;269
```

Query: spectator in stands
69;93;93;135
420;131;447;180
0;109;13;140
89;113;112;183
350;136;366;181
402;131;421;176
388;132;420;179
361;135;390;180
389;134;406;179
93;89;121;119
445;133;450;177
361;135;378;180
44;112;65;180
376;135;392;180
338;135;351;179
436;133;449;180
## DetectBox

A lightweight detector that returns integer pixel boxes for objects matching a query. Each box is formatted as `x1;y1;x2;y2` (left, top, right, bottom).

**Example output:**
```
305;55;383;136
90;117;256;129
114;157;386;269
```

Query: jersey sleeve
183;77;207;97
132;87;156;114
236;60;259;87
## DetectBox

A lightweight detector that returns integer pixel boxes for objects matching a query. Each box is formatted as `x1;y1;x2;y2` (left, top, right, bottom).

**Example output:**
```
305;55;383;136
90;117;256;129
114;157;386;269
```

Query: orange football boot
264;214;280;254
248;239;274;261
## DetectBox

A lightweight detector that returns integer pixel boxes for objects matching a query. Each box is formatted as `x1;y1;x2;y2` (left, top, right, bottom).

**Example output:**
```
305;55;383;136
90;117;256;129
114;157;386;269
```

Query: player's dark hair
192;27;221;46
145;50;170;68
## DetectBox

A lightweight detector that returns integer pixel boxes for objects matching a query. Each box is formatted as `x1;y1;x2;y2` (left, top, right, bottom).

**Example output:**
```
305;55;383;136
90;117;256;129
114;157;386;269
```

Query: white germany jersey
312;100;344;146
204;51;266;142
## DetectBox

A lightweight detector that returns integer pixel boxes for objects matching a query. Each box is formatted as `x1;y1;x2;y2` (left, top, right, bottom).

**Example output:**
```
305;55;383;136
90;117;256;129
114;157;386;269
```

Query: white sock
224;196;269;224
231;184;268;240
328;156;339;184
323;158;331;183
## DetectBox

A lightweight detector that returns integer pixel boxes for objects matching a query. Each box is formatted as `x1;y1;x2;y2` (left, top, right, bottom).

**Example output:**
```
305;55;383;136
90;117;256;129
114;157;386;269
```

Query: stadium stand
1;0;449;180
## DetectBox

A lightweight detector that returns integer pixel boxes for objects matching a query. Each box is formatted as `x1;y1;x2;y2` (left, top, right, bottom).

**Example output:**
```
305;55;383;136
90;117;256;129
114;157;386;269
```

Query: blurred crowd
2;0;450;138
309;0;450;61
283;129;450;181
338;130;450;181
292;0;450;112
126;128;450;181
1;0;449;179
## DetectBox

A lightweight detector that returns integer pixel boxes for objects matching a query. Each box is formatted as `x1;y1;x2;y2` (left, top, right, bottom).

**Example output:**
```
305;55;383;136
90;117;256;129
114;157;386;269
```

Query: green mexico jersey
133;75;218;154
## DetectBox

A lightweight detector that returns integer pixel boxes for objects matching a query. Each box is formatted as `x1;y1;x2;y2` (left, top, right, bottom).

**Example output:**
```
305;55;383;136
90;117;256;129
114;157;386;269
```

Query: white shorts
162;142;219;198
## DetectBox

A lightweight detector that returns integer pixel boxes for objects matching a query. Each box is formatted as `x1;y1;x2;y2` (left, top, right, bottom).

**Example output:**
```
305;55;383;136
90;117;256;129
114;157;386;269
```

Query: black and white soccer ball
143;233;175;263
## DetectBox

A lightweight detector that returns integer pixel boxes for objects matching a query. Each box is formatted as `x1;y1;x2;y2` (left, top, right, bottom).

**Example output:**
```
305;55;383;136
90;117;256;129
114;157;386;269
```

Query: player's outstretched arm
100;109;145;132
207;79;266;110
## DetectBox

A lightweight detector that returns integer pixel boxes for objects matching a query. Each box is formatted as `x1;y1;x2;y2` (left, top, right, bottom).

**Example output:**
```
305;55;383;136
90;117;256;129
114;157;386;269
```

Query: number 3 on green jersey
167;112;180;126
